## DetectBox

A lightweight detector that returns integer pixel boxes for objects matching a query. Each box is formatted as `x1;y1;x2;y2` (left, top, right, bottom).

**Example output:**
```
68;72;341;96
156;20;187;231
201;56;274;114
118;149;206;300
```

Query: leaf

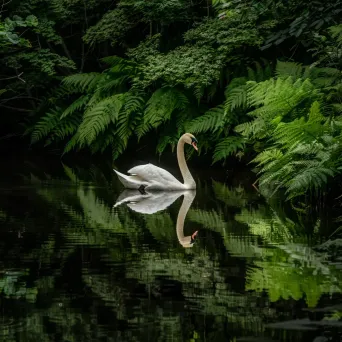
77;94;124;145
212;136;245;163
137;87;189;138
60;95;90;119
31;108;61;143
186;105;225;134
62;73;103;92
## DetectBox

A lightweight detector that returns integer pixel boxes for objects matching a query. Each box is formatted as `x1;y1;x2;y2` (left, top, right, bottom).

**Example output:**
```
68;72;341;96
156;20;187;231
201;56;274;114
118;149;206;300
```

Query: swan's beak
190;230;198;243
191;142;198;151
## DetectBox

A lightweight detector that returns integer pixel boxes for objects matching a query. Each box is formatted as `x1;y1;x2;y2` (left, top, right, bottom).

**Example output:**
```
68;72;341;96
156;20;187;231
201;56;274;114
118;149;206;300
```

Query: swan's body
114;133;198;191
113;189;198;247
113;189;185;214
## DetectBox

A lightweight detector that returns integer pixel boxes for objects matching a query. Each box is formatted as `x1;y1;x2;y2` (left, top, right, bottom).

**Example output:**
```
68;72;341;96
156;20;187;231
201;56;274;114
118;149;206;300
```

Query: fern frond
97;75;130;93
186;105;225;134
188;209;226;230
102;55;140;73
235;117;268;139
156;135;178;154
274;117;325;150
137;87;189;138
212;136;245;163
225;85;248;112
328;24;342;46
63;132;81;154
275;61;303;78
225;77;248;94
252;148;283;166
116;92;145;145
31;108;61;143
308;101;325;123
77;94;125;145
111;138;127;160
193;85;205;102
62;73;103;93
286;167;335;195
212;180;248;207
45;113;82;145
89;127;116;154
247;60;273;82
60;95;90;119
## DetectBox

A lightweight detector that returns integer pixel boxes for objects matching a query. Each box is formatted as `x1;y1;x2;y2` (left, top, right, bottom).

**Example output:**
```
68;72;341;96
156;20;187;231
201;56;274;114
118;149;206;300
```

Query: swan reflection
114;190;198;247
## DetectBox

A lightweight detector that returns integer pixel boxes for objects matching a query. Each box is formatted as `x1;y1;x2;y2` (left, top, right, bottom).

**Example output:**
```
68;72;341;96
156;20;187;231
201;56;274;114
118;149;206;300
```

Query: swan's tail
113;169;145;189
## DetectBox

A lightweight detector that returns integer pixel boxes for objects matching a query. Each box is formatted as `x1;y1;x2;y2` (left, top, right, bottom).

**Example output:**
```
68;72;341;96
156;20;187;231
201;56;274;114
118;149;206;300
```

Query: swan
113;190;198;247
113;133;198;191
175;191;198;248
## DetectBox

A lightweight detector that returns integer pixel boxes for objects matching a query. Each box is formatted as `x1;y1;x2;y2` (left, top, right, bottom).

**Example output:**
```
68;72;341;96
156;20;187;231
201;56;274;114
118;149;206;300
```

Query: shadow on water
0;158;342;341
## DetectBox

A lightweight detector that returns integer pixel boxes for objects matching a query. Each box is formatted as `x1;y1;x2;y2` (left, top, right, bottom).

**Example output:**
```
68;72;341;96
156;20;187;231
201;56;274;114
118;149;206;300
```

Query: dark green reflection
0;162;341;342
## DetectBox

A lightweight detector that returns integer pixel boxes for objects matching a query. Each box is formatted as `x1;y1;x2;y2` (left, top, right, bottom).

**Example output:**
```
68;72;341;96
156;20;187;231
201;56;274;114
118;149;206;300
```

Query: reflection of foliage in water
0;163;341;341
189;181;342;309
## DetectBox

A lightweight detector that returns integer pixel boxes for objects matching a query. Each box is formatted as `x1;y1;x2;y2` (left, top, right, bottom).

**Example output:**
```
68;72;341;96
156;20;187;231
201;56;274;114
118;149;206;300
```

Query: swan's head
182;133;198;151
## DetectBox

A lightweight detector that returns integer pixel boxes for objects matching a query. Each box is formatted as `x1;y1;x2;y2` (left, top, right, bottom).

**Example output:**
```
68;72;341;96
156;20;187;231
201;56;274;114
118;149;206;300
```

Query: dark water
1;159;342;342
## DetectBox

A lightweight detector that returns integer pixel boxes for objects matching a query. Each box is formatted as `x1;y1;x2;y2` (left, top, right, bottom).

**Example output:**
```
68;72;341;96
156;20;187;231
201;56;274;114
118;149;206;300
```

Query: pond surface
0;158;342;341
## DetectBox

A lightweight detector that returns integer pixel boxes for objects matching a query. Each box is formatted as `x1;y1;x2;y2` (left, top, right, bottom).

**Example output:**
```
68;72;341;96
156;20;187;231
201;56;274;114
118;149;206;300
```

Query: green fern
76;94;125;146
60;95;90;119
137;87;189;138
116;92;145;145
275;61;304;79
252;148;284;168
286;167;335;198
247;60;273;82
62;73;103;93
328;24;342;46
186;105;225;134
88;127;116;154
102;55;141;74
273;102;326;150
235;117;269;139
31;108;62;143
224;85;248;113
45;113;82;146
212;136;245;163
212;180;248;207
156;134;179;154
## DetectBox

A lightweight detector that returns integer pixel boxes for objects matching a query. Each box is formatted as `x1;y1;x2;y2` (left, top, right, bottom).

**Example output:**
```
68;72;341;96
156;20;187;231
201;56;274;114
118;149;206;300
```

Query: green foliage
0;14;38;47
138;87;189;137
2;0;342;204
10;49;76;76
212;136;245;163
186;105;225;134
135;45;227;89
83;8;135;46
250;95;342;199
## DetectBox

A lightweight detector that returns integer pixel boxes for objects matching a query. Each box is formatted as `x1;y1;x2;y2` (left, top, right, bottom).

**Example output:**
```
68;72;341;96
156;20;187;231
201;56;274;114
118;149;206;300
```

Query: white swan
175;191;198;248
113;189;198;247
113;133;198;191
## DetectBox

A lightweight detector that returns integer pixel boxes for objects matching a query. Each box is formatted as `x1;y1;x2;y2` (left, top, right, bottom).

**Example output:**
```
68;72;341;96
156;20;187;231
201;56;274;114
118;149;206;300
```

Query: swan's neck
177;139;196;189
176;191;196;247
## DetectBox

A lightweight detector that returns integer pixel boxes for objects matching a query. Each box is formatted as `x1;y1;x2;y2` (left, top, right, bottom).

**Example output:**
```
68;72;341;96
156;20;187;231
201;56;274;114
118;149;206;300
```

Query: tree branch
1;0;12;14
0;72;25;82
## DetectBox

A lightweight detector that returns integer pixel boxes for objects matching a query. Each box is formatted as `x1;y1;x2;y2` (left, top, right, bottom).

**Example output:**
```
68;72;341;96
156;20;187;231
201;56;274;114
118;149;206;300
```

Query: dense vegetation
1;0;342;200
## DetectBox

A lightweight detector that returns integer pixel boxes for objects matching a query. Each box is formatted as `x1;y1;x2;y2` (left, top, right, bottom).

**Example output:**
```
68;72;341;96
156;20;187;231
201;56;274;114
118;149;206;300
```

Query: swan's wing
127;163;183;187
114;189;186;214
114;169;148;189
113;190;151;208
127;191;185;214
